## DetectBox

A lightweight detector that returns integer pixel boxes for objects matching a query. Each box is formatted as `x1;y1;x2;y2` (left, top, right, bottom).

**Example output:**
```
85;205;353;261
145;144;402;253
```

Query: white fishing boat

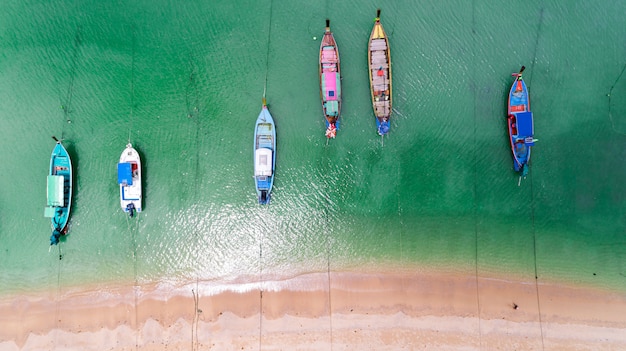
117;143;142;216
254;98;276;204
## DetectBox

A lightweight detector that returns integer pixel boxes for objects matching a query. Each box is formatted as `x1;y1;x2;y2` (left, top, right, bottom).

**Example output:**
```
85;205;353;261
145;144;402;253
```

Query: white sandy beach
1;270;625;350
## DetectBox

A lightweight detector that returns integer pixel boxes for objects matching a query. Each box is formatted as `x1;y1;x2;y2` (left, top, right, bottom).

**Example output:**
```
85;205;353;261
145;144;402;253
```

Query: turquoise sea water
0;0;625;297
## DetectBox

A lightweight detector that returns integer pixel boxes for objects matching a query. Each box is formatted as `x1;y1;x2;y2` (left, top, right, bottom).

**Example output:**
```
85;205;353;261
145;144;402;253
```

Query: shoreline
2;269;626;350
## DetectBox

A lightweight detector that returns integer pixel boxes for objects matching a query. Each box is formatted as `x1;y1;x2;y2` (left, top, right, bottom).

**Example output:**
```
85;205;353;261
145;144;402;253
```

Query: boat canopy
118;162;133;186
255;148;273;176
44;206;56;218
47;175;64;207
325;101;339;117
516;112;534;137
322;46;337;61
321;73;341;101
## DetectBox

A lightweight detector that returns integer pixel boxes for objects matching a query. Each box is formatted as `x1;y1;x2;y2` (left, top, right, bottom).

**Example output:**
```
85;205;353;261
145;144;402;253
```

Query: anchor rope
259;1;274;349
608;63;626;135
124;210;140;350
262;0;274;98
470;2;483;349
54;244;63;347
527;7;544;89
325;0;328;19
527;7;546;351
529;163;545;351
258;226;264;351
53;26;82;348
185;52;202;351
323;190;334;350
123;25;141;350
128;26;137;144
61;26;82;140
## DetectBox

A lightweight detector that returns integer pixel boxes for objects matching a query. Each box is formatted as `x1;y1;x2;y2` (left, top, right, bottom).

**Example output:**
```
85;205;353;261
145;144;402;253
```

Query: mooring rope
123;212;140;350
54;244;63;346
184;52;202;351
258;228;264;351
191;289;199;351
527;7;546;350
60;26;82;140
258;1;274;349
528;168;545;351
120;26;141;350
128;26;137;144
262;0;274;97
527;8;544;89
608;64;626;135
323;192;334;350
470;2;483;349
52;25;82;348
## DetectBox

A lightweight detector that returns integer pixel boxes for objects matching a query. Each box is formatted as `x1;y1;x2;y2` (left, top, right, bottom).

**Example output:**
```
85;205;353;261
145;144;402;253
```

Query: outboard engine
126;203;136;218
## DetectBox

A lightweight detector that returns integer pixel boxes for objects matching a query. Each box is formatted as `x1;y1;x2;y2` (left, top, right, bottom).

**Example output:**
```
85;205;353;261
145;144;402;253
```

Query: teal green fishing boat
44;137;72;245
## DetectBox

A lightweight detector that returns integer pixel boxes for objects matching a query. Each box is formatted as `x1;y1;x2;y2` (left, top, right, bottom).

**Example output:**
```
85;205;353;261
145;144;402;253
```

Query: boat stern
377;119;390;135
258;190;271;205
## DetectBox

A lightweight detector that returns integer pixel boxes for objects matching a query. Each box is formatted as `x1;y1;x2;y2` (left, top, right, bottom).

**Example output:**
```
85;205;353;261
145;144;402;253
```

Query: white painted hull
119;144;142;213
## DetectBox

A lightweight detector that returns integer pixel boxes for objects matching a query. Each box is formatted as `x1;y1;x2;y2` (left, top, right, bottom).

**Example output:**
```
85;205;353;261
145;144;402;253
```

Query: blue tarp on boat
516;112;534;137
118;163;133;186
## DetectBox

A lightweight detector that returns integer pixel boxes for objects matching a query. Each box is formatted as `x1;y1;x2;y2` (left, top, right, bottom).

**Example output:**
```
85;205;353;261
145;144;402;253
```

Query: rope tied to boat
128;25;137;144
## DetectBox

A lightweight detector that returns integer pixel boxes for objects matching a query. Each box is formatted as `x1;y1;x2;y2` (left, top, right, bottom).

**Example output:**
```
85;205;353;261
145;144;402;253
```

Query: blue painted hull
47;142;72;245
507;72;534;176
254;101;276;204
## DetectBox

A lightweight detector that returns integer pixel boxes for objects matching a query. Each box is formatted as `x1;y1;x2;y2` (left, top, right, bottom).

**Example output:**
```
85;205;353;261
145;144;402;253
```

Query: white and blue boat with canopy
117;143;142;217
254;98;276;204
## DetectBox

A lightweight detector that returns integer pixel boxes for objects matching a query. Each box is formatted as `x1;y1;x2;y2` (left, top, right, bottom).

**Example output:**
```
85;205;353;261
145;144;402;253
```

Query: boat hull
254;103;276;204
118;144;142;216
319;22;341;138
45;142;72;245
507;73;534;176
368;14;392;136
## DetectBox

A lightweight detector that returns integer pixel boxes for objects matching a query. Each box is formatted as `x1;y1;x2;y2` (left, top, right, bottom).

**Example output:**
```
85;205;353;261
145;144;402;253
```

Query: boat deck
256;123;274;149
122;183;141;201
47;146;72;238
509;80;528;112
255;122;274;191
51;155;71;209
370;38;390;117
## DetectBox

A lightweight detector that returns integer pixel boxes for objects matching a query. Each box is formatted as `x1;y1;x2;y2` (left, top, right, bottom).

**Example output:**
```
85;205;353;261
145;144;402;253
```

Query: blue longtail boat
319;19;341;139
507;66;537;178
254;98;276;204
44;137;72;245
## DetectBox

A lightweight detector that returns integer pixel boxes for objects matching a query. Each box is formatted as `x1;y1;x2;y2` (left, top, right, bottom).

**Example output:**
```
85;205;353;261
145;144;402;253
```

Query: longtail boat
368;9;392;136
44;137;72;245
507;66;536;179
319;19;341;139
254;97;276;204
118;143;142;217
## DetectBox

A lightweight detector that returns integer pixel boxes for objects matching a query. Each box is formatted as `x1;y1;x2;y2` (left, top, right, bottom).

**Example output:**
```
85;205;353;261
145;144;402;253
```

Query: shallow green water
1;0;625;296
